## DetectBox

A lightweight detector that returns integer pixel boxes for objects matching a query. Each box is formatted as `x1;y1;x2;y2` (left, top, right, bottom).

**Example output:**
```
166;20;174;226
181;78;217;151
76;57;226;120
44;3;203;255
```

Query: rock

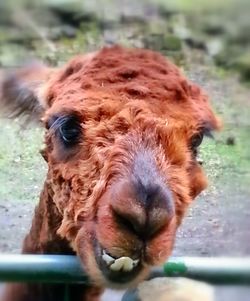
226;136;236;145
201;17;226;36
45;0;98;27
185;36;206;51
206;39;224;57
174;25;191;40
49;25;77;40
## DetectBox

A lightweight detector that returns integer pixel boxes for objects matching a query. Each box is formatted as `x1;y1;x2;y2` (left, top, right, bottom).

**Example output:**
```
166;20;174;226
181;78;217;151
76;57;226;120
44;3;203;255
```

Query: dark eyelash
203;128;214;139
48;114;82;147
49;115;71;131
190;128;214;160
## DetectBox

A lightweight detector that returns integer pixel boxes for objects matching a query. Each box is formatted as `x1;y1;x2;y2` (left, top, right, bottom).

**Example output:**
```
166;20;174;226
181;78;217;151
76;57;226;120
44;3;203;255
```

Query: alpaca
0;46;220;301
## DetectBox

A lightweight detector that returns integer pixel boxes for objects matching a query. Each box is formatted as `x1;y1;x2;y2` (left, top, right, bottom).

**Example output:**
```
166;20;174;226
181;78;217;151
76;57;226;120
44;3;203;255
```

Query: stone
226;136;236;146
201;17;226;36
49;25;77;40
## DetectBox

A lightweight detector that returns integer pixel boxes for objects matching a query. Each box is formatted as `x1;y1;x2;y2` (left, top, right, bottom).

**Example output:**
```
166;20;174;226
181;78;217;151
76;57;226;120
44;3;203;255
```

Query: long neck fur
3;182;101;301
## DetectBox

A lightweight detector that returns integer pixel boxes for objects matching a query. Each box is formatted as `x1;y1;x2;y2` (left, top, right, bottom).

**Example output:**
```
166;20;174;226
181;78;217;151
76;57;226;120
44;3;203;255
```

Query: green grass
153;0;248;12
0;119;46;202
200;104;250;193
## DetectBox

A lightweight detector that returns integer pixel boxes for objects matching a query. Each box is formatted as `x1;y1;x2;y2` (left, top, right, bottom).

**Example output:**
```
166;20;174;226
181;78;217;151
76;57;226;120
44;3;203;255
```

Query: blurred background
0;0;249;300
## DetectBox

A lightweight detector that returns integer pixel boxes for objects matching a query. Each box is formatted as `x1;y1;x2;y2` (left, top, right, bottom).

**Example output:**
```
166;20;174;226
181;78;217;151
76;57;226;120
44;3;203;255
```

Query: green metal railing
0;255;250;285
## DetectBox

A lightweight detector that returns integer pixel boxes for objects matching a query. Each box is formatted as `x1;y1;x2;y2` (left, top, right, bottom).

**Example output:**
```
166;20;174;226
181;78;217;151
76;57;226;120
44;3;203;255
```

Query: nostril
146;186;175;237
109;179;147;236
113;211;144;236
112;204;173;240
109;178;174;240
147;208;172;238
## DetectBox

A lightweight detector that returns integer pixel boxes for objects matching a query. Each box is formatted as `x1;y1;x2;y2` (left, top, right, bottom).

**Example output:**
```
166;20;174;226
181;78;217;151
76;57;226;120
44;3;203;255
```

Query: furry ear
189;81;222;132
0;63;56;123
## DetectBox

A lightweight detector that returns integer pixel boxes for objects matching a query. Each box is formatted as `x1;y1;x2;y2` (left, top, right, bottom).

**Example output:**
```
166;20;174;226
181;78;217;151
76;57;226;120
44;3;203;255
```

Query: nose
110;178;174;239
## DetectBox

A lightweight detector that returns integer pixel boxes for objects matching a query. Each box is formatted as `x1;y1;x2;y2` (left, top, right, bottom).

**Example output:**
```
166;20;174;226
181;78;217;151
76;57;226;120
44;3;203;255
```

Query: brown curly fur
0;46;220;301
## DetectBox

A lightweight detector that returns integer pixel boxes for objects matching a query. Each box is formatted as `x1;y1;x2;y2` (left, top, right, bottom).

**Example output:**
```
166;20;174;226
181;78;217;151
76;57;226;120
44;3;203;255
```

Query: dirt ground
0;1;250;300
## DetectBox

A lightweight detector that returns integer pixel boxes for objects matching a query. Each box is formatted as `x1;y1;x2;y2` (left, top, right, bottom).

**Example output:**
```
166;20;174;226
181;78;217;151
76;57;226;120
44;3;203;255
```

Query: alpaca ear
0;63;56;123
189;82;222;132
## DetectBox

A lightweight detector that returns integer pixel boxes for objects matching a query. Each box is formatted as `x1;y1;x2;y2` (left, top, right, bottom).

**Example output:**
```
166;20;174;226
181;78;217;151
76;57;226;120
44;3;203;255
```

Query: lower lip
101;262;143;284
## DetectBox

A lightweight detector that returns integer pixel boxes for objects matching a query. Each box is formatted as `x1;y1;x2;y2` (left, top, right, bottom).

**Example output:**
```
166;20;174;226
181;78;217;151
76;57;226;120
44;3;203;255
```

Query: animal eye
58;116;82;146
191;133;204;149
49;115;82;147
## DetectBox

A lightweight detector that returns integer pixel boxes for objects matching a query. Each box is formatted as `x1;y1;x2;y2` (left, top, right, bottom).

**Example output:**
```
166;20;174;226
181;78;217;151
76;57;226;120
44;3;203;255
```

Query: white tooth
102;251;115;265
110;257;125;271
110;256;136;272
123;258;134;272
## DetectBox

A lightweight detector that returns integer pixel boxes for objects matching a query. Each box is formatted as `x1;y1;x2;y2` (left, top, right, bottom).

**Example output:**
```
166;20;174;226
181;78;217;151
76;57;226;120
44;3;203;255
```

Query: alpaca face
0;46;220;287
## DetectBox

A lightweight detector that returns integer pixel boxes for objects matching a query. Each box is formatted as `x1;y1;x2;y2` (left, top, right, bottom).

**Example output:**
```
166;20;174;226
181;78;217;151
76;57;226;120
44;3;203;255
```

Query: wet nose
110;178;174;239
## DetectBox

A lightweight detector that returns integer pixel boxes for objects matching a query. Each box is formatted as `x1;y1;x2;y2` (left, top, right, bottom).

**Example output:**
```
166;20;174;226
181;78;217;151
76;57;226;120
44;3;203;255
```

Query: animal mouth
96;245;143;284
102;250;140;272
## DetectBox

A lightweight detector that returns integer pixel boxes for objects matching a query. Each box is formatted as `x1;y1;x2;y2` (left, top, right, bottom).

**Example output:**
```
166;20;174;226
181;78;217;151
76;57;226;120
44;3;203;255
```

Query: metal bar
0;255;87;284
163;257;250;285
0;255;250;285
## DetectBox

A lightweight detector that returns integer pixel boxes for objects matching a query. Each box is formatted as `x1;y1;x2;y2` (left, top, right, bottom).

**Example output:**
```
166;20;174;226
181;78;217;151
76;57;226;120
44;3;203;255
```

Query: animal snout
110;178;174;240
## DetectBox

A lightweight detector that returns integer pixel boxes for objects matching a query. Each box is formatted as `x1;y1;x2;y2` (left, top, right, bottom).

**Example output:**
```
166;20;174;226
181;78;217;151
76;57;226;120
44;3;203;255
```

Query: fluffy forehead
44;46;219;132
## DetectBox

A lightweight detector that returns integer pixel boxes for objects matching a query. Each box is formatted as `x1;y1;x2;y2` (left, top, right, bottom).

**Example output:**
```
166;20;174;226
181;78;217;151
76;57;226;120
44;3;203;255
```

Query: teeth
102;250;115;265
110;257;127;271
133;259;139;267
102;250;140;272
